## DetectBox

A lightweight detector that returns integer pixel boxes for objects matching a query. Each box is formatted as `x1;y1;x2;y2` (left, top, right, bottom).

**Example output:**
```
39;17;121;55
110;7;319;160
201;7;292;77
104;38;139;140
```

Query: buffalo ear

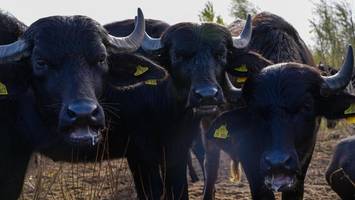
226;50;273;84
107;53;168;88
0;12;30;97
317;92;355;122
0;61;31;97
206;109;247;156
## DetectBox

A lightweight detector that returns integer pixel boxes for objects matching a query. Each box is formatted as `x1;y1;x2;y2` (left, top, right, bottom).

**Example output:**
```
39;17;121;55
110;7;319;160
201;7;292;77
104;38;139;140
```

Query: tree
310;0;355;67
230;0;257;19
199;1;225;25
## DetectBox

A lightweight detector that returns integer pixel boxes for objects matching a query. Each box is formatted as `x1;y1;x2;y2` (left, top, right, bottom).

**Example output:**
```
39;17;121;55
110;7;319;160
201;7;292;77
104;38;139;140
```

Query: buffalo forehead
249;65;320;109
170;25;229;51
31;17;105;58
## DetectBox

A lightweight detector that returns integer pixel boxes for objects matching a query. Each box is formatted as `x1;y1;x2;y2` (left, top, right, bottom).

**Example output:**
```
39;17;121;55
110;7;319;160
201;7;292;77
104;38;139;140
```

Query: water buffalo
0;9;168;199
207;46;354;199
107;18;220;184
201;12;317;199
326;135;355;199
104;15;274;199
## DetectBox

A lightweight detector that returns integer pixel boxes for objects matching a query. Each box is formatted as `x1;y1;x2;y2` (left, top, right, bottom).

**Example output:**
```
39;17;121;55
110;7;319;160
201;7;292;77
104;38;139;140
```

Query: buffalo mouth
193;105;219;115
64;126;104;146
264;173;297;192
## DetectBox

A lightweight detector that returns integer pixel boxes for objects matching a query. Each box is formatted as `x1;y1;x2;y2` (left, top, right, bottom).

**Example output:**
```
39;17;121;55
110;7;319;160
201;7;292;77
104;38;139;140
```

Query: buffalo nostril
67;108;77;119
282;155;291;165
92;106;100;117
194;87;218;98
67;101;99;119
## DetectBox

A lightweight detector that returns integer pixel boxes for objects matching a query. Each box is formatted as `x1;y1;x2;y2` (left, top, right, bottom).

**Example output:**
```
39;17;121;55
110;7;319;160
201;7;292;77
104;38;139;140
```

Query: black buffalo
104;15;274;199
326;135;355;199
201;12;318;199
0;9;167;199
207;46;354;199
107;18;212;183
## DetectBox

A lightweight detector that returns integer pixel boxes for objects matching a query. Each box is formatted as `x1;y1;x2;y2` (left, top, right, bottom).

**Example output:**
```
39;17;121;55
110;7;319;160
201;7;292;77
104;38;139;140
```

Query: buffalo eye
34;59;49;74
213;47;227;62
92;54;107;66
97;54;107;64
214;52;226;62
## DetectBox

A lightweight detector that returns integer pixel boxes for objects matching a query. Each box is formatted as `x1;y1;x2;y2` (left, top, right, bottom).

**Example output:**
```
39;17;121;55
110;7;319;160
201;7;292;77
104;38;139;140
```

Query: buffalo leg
187;150;199;182
164;149;189;200
230;159;242;183
127;157;163;200
191;132;205;176
249;186;275;200
281;180;304;200
0;150;31;199
202;139;220;200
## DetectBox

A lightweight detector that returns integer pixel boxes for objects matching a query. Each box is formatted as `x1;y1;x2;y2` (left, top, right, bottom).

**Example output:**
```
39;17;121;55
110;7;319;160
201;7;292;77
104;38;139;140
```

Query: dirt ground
20;120;352;200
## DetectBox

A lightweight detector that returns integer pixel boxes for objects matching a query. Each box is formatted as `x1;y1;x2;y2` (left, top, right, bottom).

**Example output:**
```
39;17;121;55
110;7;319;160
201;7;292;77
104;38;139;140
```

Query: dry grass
21;155;136;200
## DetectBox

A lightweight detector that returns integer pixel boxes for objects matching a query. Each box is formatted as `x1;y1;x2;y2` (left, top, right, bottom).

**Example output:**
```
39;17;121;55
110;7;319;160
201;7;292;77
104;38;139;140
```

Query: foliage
199;1;225;25
230;0;257;19
199;0;258;25
310;0;355;67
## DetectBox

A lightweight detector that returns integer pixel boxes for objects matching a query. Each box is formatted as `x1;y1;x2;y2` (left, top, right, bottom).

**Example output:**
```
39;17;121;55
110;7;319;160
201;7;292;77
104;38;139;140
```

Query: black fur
105;19;271;199
208;63;355;200
0;11;167;199
326;136;355;199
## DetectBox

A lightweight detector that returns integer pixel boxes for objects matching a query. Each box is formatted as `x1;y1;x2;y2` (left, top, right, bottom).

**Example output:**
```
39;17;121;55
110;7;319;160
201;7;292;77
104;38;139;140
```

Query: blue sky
2;0;354;46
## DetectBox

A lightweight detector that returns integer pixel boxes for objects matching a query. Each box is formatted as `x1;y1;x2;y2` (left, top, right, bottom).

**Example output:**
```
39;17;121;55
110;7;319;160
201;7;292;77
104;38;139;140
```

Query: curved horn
321;45;354;96
224;73;243;103
141;32;163;51
108;8;145;53
0;39;30;64
232;14;252;49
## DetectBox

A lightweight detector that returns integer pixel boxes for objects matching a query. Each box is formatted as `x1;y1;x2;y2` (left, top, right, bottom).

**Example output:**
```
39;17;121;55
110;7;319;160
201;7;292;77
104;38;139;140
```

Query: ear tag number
214;124;229;139
0;82;8;95
144;79;158;86
234;65;248;72
344;104;355;115
134;65;149;76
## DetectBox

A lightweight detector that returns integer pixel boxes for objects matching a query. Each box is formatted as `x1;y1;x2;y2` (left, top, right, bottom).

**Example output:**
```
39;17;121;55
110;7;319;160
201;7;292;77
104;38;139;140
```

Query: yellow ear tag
134;65;149;76
0;82;8;95
236;77;248;84
213;124;229;139
234;65;248;72
346;116;355;124
144;79;158;86
344;104;355;115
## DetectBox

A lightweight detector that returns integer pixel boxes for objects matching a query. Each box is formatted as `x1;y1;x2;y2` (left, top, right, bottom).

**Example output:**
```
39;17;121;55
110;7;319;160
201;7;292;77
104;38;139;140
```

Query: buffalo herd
0;7;353;200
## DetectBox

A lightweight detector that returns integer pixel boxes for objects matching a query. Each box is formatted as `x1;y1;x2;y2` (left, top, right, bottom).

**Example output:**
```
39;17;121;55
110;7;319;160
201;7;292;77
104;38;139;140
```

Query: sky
1;0;354;46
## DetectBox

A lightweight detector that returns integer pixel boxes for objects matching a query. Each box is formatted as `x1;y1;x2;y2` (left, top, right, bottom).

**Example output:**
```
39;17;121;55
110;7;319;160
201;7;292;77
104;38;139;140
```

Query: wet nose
193;86;218;98
67;101;98;120
264;152;291;170
62;99;104;126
